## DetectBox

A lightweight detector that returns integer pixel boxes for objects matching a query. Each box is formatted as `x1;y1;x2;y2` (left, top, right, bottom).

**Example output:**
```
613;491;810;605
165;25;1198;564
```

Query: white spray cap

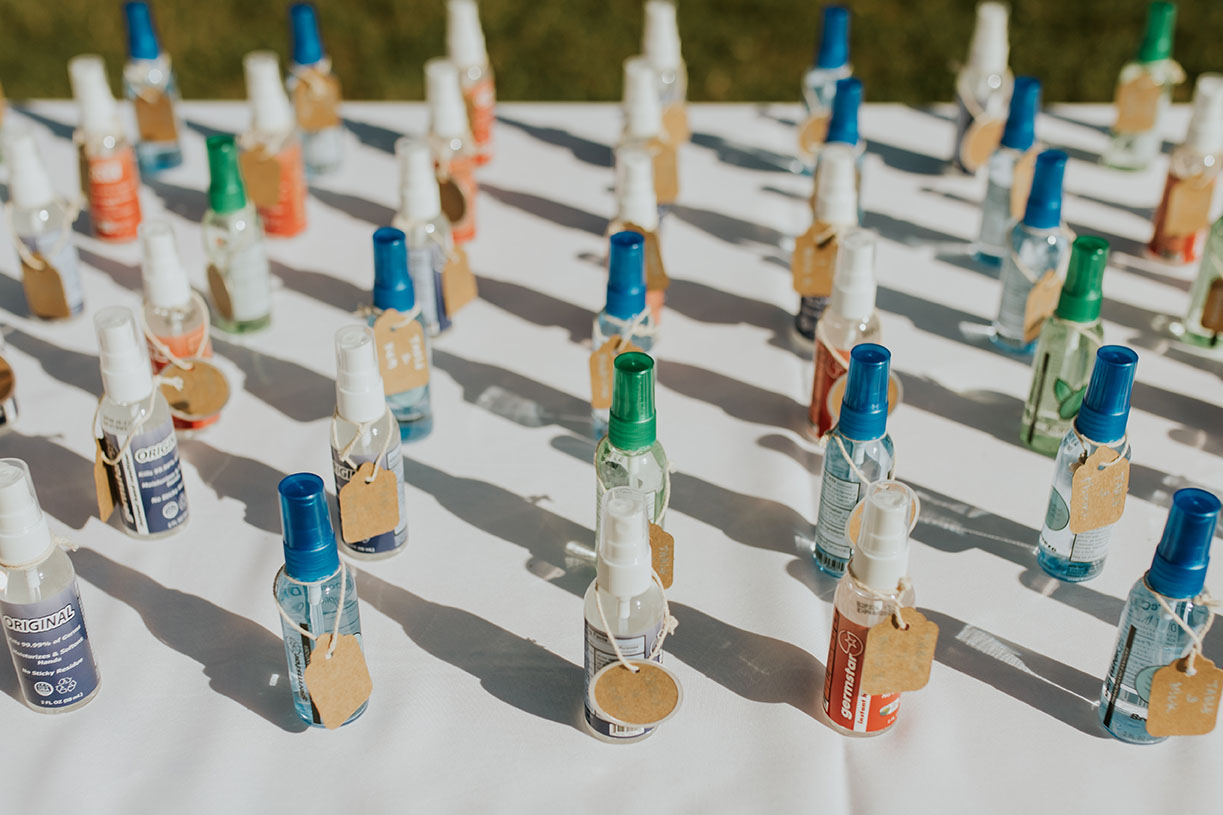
966;2;1009;75
1185;73;1223;155
642;0;682;71
446;0;488;69
243;51;294;135
68;54;121;135
850;480;917;592
95;306;154;404
395;136;442;221
814;144;859;227
623;56;662;140
3;124;56;209
828;228;878;322
425;58;470;140
597;488;652;602
0;459;54;568
140;220;191;310
334;325;386;424
616;148;658;229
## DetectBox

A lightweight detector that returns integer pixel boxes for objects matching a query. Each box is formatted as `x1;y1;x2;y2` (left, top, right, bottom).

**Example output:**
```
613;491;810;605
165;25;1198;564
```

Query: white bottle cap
334;325;386;424
425;58;470;140
141;220;191;310
827;228;877;322
1185;73;1223;155
68;54;121;135
967;2;1009;75
3;124;56;209
395;136;442;221
623;56;662;140
95;306;154;404
850;481;917;592
243;51;294;135
617;148;659;229
0;458;54;568
814;144;858;226
643;0;682;72
446;0;488;69
596;487;652;601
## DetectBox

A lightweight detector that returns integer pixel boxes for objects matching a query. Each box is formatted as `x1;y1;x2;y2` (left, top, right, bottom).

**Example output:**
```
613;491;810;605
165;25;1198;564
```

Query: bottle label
102;412;188;536
584;618;663;738
257;141;307;237
20;230;84;315
441;154;479;245
223;240;272;322
1;581;100;709
409;244;448;332
810;341;851;437
462;74;496;164
996;258;1034;342
149;322;218;430
814;470;862;563
823;608;901;732
86;146;142;242
1038;460;1115;563
332;435;408;555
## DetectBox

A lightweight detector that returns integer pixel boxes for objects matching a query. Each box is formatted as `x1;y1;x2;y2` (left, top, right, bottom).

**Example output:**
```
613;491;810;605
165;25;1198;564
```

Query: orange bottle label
149;323;218;430
823;608;901;733
463;75;495;165
810;342;851;437
1149;171;1214;263
258;142;308;237
87;146;142;242
446;153;479;245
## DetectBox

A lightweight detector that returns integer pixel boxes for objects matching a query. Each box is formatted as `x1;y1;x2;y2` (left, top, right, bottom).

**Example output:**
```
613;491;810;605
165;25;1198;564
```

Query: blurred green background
1;0;1220;103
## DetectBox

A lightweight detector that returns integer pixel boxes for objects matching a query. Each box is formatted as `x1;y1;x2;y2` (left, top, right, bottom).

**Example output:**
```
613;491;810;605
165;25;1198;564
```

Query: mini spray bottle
1099;488;1220;744
1021;236;1108;456
609;148;665;323
0;458;101;713
814;344;894;577
595;352;669;538
823;479;918;735
642;1;687;131
274;473;367;727
1037;345;1138;582
823;78;863;175
426;58;478;246
592;232;657;436
371;226;433;441
797;5;851;170
1103;2;1183;172
794;143;858;347
242;51;308;238
619;57;677;210
393;137;452;336
69;54;142;243
952;2;1012;174
583;486;667;742
287;3;345;176
122;1;183;174
94;306;188;539
976;76;1041;264
1180;216;1223;348
992;149;1072;354
446;0;495;166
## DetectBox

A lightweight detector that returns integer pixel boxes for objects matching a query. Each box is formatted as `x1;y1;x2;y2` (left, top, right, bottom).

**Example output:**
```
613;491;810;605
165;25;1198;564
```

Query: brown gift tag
797;112;831;157
624;223;669;292
859;608;940;695
1022;270;1062;344
372;310;430;394
651;137;679;205
20;254;71;319
649;523;674;589
592;661;680;726
239;146;282;210
662;102;690;145
0;356;13;403
1164;174;1216;238
293;70;342;132
959;116;1005;173
93;438;116;523
1010;148;1039;221
207;265;235;321
338;461;399;543
1146;655;1223;737
135;90;178;143
1069;446;1129;533
303;633;372;730
590;338;643;410
438;175;468;225
791;222;838;297
1114;74;1162;133
159;361;230;421
442;248;479;315
1202;279;1223;333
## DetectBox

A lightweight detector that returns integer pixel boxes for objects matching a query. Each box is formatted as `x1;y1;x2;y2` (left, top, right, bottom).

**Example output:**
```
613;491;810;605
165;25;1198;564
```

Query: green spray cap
1055;236;1108;323
608;352;656;451
1136;2;1176;63
206;134;247;214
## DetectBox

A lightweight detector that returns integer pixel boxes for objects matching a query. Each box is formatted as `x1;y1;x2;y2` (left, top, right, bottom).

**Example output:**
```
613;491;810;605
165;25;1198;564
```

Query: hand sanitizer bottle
242;51;308;238
794;143;858;348
371;226;433;441
393;137;452;336
976;76;1041;264
595;352;669;537
425;58;478;245
1179;216;1223;348
287;3;344;176
1103;2;1183;171
446;0;496;165
122;1;183;174
592;232;657;436
797;6;851;171
952;2;1012;174
642;1;688;119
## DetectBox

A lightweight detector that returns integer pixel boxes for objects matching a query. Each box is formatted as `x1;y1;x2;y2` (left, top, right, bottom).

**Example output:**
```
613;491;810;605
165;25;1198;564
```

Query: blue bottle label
584;618;663;739
1;581;100;709
103;414;188;536
332;436;408;555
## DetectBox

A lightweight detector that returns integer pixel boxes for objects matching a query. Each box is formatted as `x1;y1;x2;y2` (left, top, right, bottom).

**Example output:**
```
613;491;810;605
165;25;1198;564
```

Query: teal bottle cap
607;352;656;451
1055;236;1108;323
1136;2;1176;63
206;134;247;214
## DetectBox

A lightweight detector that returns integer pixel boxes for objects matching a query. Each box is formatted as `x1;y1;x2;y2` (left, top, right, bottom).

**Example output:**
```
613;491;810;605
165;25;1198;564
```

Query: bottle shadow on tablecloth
660;359;806;431
270;259;366;315
0;433;96;530
689;131;793;174
495;115;614;168
3;327;101;395
479;183;605;236
341;117;400;154
177;439;286;535
309;187;397;227
476;276;592;345
182;118;232;142
863;140;948;176
143;178;211;224
209;336;335;423
77;247;141;291
664;278;798;354
669;203;787;248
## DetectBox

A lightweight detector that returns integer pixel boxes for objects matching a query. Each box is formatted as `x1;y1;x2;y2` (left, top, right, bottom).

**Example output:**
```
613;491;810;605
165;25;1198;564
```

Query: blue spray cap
606;231;646;320
290;3;325;66
838;343;890;441
815;6;850;69
1074;345;1138;444
124;2;161;60
278;473;340;582
1022;149;1067;229
1001;76;1041;151
825;78;861;146
372;226;415;312
1147;489;1221;599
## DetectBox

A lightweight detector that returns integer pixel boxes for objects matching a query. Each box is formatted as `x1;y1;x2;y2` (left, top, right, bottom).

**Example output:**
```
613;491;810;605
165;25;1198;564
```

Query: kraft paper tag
590;338;643;411
1069;446;1130;533
1202;279;1223;333
135;89;178;143
239;146;282;210
20;253;71;319
0;355;13;403
1146;655;1223;737
651;137;679;205
1010;148;1039;220
93;438;116;523
1165;174;1216;238
159;361;230;421
338;461;399;543
438;174;468;225
859;608;940;695
591;660;680;727
662;102;690;145
293;69;342;132
442;247;478;315
959;115;1005;173
649;523;674;589
624;223;669;292
206;265;235;321
372;310;430;393
1023;270;1062;344
1114;74;1162;133
303;633;373;730
797;112;831;158
791;222;838;297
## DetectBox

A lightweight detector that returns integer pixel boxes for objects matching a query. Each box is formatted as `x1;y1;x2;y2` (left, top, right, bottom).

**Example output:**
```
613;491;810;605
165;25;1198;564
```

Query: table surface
1;101;1222;813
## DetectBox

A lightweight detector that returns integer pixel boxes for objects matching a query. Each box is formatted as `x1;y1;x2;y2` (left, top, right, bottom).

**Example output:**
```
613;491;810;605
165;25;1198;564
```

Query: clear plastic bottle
370;227;433;442
952;2;1013;174
121;1;183;175
619;57;677;210
1179;216;1223;348
797;5;851;171
592;233;657;435
595;353;669;538
642;1;688;125
393;137;452;336
976;77;1041;264
446;0;496;166
426;58;478;246
794;143;859;349
1103;2;1183;171
287;3;344;177
242;51;308;238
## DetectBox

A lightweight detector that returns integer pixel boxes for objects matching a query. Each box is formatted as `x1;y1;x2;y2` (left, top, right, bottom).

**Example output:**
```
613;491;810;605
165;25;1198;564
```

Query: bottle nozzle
825;77;861;146
0;458;53;567
623;56;662;140
838;343;890;442
446;0;488;68
2;123;56;210
606;230;647;321
1001;76;1041;151
426;57;470;140
596;487;651;601
1055;236;1108;323
243;50;294;135
334;325;385;424
68;54;121;135
395;136;442;220
372;226;415;313
616;147;658;229
814;143;858;226
608;351;657;452
828;227;877;322
141;219;191;310
1185;73;1223;155
1075;345;1138;445
642;0;682;71
850;480;917;592
1023;149;1067;229
967;1;1009;74
94;306;154;404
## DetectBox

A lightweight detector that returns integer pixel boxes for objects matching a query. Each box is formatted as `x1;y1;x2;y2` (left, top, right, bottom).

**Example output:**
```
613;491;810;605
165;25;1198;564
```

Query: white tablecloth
2;101;1221;813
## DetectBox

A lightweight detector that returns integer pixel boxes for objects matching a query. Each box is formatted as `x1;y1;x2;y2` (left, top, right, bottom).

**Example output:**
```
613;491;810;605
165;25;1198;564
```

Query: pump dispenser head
396;137;442;220
141;220;191;309
815;6;850;69
124;2;161;60
3;124;56;210
0;458;54;567
1001;76;1040;151
447;0;488;68
68;55;121;135
643;1;682;71
244;51;294;134
606;230;647;320
828;228;877;322
426;58;469;140
1022;149;1067;229
623;57;662;139
825;77;861;146
1136;1;1176;63
372;227;415;312
608;352;657;451
616;148;658;229
95;306;154;404
1147;488;1221;598
278;473;341;582
596;487;652;600
290;3;325;66
1184;73;1223;155
850;480;917;592
1075;345;1138;445
1055;236;1108;323
206;134;247;214
334;325;386;424
838;343;890;441
967;2;1009;74
814;144;858;226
